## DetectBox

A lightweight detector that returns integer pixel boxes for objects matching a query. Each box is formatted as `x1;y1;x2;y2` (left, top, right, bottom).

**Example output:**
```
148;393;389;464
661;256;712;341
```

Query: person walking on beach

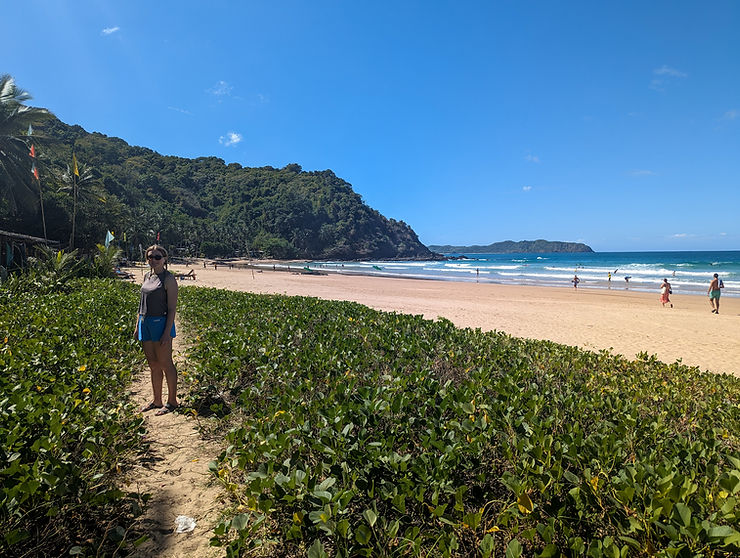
572;274;580;289
708;273;721;314
135;244;179;415
659;278;672;308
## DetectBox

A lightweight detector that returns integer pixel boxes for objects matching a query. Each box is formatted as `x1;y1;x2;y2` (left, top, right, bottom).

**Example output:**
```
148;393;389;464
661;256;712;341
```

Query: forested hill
3;118;438;260
428;240;594;254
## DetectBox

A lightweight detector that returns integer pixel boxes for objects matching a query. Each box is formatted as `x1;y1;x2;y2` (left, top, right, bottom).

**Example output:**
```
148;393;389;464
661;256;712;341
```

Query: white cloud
653;65;687;78
629;169;657;176
671;233;696;238
167;106;192;115
101;26;120;35
524;153;540;164
722;109;739;121
522;186;532;192
650;66;687;91
208;80;233;97
219;131;242;146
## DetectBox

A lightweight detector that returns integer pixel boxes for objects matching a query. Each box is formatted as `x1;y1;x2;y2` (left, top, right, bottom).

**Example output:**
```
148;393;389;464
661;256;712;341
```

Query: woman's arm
161;274;179;344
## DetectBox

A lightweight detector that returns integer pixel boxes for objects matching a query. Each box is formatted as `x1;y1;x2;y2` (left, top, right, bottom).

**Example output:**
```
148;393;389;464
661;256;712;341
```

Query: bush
0;279;146;556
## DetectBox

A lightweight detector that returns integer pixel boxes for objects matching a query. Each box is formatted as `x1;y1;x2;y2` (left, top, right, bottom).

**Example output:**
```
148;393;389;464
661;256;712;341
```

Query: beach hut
0;229;62;270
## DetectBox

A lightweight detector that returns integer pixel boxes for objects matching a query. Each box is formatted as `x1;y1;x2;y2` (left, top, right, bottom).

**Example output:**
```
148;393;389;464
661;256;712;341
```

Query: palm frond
0;74;55;215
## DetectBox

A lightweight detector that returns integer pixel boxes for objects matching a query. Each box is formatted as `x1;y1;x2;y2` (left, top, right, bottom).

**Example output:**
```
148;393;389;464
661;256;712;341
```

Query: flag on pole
31;163;39;180
29;144;35;158
105;231;114;248
73;154;80;177
28;124;33;136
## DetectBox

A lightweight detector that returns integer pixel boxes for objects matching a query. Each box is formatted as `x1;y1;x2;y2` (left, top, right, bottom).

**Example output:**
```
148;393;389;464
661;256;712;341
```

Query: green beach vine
0;279;146;557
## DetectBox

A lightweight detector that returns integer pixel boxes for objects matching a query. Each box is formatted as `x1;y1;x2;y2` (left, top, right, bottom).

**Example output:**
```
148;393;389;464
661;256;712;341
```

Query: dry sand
130;263;740;377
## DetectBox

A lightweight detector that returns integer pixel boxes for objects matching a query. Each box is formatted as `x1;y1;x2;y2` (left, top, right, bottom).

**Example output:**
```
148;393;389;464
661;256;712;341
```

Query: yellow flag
73;154;79;177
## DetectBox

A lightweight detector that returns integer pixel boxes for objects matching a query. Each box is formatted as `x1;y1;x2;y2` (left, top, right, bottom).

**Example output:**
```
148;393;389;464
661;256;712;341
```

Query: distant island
428;240;594;254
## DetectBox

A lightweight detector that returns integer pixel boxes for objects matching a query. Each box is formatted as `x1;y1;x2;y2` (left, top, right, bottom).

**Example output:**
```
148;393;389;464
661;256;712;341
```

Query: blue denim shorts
138;315;176;341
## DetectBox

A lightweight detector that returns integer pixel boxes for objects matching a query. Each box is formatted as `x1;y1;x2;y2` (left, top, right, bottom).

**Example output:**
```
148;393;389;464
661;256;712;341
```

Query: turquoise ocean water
300;251;740;298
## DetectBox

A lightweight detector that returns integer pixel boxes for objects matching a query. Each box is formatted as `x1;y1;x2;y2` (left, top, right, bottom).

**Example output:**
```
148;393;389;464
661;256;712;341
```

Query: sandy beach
128;263;740;377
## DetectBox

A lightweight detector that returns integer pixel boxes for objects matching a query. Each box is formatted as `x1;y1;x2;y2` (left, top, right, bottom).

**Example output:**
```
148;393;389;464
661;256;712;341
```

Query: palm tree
58;158;101;249
0;74;53;224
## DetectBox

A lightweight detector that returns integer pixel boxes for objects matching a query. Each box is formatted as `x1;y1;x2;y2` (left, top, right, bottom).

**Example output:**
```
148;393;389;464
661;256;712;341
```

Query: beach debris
174;515;197;533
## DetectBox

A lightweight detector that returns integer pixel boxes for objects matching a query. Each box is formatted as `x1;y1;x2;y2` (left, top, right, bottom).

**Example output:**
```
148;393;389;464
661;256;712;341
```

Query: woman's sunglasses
147;254;163;260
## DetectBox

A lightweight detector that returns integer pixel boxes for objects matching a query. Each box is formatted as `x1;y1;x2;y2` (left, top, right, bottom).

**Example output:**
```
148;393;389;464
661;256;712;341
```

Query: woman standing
135;244;179;415
659;278;672;308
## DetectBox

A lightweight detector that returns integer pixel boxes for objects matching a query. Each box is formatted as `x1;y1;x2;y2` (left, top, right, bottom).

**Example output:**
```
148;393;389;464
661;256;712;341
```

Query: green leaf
505;538;523;558
317;477;336;491
707;524;740;544
563;470;580;484
312;490;333;502
673;503;691;527
231;513;249;531
336;519;350;538
363;508;377;527
355;524;372;545
307;539;328;558
480;534;495;558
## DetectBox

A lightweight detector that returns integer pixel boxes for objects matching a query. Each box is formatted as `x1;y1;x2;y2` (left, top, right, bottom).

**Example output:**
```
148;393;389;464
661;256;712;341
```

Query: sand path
125;323;224;558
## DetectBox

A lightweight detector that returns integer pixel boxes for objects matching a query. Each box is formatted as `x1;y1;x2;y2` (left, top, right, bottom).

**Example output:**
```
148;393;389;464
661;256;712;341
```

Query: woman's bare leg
155;337;178;407
142;341;164;406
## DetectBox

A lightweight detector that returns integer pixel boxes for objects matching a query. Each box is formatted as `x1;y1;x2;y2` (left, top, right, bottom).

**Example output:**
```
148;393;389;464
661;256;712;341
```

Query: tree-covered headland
1;76;436;261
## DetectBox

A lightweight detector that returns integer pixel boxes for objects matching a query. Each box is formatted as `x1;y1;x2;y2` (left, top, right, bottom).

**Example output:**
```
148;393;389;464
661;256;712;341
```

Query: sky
3;1;739;252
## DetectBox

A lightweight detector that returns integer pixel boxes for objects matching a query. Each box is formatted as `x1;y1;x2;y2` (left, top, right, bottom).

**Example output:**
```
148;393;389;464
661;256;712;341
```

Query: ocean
303;251;740;298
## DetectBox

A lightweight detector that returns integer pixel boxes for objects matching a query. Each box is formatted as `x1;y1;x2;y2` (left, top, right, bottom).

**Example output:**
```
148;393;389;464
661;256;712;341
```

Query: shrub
0;279;146;556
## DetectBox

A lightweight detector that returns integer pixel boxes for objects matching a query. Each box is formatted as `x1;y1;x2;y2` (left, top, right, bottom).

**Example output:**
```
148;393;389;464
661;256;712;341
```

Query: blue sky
4;1;739;251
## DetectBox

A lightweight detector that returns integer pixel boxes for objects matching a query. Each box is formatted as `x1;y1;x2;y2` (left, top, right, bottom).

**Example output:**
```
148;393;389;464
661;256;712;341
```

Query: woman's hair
145;244;169;270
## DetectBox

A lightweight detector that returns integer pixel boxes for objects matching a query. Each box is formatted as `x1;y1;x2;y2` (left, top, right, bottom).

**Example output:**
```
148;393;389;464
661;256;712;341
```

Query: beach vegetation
9;244;125;292
178;287;740;557
0;279;146;557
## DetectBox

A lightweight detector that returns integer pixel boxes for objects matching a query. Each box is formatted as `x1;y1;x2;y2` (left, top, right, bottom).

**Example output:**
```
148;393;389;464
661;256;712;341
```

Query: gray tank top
138;271;170;316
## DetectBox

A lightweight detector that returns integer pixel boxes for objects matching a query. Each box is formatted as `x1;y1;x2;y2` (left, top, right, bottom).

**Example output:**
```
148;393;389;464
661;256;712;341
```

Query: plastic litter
174;515;197;533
